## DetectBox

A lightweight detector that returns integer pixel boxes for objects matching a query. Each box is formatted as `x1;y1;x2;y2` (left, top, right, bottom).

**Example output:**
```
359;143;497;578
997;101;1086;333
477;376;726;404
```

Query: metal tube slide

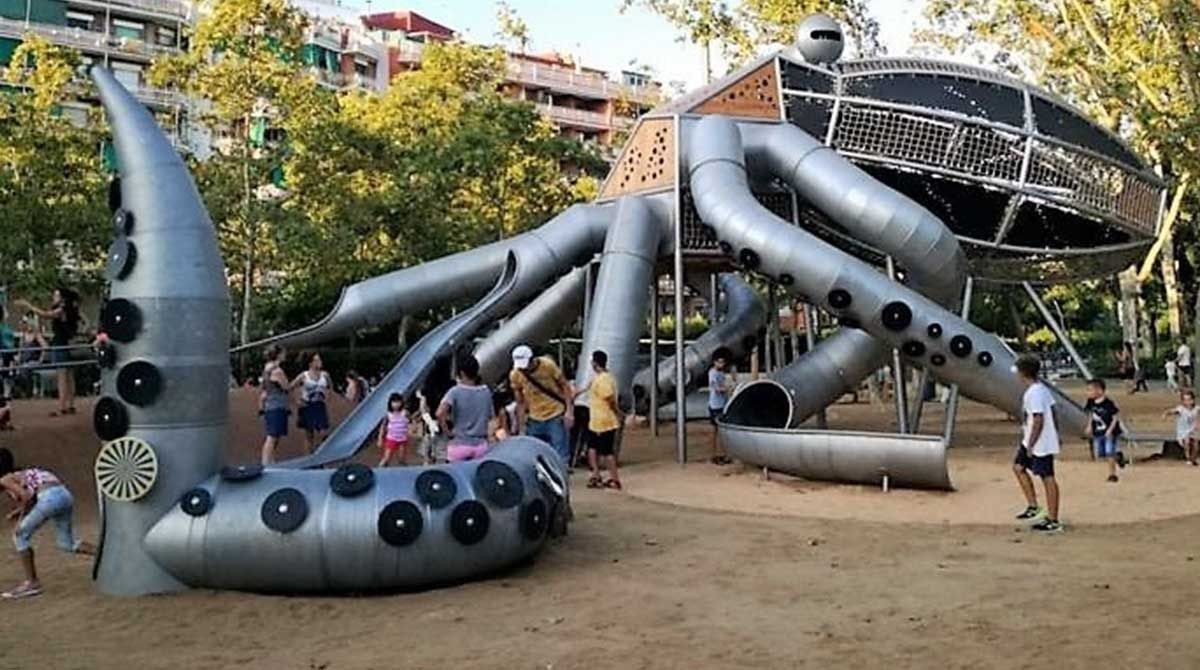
91;67;231;595
145;439;568;592
574;196;668;408
718;425;953;490
278;252;522;470
234;203;614;352
473;266;588;386
631;273;765;412
687;115;1086;434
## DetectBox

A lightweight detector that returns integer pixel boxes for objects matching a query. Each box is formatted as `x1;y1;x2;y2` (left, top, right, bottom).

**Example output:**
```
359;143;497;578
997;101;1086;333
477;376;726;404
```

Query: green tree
0;36;107;296
495;1;531;54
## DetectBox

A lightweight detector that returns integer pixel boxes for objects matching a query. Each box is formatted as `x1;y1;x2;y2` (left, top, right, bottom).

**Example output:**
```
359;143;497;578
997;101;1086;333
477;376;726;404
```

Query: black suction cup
738;248;760;269
100;299;142;343
881;301;913;331
926;323;943;338
180;488;212;517
827;289;852;309
96;342;117;369
261;488;308;533
108;179;122;213
415;470;457;509
112;208;134;235
116;360;162;407
449;500;490;545
779;273;795;286
378;500;423;547
977;351;994;367
220;464;263;482
950;334;973;358
93;396;129;441
105;237;136;280
330;463;374;498
474;460;524;509
521;499;549;540
901;341;926;357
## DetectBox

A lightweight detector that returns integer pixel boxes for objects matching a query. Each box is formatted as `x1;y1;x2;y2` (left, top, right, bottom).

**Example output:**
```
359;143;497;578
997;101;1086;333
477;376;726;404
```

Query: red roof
364;10;455;38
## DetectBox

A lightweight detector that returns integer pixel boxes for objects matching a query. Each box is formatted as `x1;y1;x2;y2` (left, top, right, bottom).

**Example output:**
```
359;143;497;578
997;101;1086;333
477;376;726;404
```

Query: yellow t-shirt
510;357;567;422
588;371;621;433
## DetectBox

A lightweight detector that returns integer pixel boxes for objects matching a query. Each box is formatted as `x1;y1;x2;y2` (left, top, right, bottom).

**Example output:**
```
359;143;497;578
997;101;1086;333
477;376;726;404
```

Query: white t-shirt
1174;405;1199;442
1178;344;1192;368
1022;382;1060;457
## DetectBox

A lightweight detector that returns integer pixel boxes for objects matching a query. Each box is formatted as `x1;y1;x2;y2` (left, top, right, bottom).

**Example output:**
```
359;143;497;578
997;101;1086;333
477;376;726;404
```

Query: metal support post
1022;281;1094;380
649;276;659;437
943;277;975;444
886;257;909;434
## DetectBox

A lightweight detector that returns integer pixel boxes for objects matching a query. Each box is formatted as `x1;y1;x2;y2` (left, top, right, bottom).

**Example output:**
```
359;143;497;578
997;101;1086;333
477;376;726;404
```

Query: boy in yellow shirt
579;350;622;490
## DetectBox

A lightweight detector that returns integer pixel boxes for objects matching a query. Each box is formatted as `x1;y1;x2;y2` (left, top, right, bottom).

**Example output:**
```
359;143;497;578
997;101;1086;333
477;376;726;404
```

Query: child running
708;347;736;465
1;447;95;598
377;393;410;467
1011;355;1063;533
1083;379;1122;483
1163;390;1200;466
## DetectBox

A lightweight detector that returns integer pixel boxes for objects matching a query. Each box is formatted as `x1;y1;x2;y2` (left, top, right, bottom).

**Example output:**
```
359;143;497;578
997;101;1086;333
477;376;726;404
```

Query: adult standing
0;304;16;399
259;344;291;464
1177;340;1193;389
17;288;81;416
509;344;574;468
292;352;332;453
437;355;494;463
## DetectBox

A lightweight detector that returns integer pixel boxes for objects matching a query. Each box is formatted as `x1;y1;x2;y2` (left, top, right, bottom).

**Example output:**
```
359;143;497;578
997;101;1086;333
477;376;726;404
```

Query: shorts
1180;365;1193;378
589;429;618;456
1014;445;1055;478
382;437;409;455
297;402;329;431
1092;435;1119;459
13;485;78;553
447;439;489;463
709;407;724;426
263;408;289;438
49;347;71;364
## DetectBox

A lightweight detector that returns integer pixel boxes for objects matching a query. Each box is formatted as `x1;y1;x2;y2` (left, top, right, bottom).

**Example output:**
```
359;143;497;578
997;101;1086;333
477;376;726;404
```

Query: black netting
785;95;834;140
679;189;794;251
843;73;1025;127
781;61;835;94
1031;97;1142;169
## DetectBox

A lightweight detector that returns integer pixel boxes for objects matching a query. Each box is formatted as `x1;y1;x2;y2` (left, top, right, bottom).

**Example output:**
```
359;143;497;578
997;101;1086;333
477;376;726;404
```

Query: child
1165;355;1179;392
0;447;95;598
1163;390;1200;466
1083;379;1122;482
708;347;737;465
377;393;410;467
578;350;622;490
437;355;494;463
1011;355;1063;533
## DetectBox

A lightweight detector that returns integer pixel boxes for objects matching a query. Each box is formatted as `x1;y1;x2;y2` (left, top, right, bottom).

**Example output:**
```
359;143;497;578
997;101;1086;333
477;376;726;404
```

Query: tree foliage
0;36;107;295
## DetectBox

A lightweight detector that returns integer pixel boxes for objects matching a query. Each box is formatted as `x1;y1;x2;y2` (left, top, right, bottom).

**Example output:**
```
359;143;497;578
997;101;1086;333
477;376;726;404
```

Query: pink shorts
447;440;489;463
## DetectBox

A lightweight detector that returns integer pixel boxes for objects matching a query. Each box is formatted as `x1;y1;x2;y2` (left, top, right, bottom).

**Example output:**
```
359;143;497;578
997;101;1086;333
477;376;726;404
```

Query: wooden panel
599;118;676;199
691;61;781;119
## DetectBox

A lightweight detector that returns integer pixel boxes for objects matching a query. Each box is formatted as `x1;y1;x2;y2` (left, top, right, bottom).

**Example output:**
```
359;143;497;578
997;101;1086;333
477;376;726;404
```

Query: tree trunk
238;118;254;346
1006;291;1027;345
1118;266;1140;350
703;41;712;84
1162;232;1184;339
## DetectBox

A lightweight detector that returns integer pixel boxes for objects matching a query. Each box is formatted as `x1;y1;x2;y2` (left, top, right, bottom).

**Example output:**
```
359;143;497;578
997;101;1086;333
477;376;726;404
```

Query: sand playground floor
1;380;1198;669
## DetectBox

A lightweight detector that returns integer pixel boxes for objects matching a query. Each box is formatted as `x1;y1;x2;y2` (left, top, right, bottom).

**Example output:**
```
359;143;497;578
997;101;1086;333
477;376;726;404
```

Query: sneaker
1;581;42;599
1031;519;1063;533
1116;452;1128;468
1015;506;1043;520
1107;475;1119;483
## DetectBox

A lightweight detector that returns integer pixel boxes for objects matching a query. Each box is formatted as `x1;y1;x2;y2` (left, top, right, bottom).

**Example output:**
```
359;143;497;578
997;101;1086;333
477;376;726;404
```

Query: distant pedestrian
510;345;574;468
16;288;81;416
377;392;410;467
259;344;290;465
708;347;736;465
1012;355;1063;533
437;355;494;463
1163;390;1200;466
1166;355;1179;392
1083;379;1123;483
344;369;370;404
292;351;331;452
579;350;622;490
1177;341;1193;388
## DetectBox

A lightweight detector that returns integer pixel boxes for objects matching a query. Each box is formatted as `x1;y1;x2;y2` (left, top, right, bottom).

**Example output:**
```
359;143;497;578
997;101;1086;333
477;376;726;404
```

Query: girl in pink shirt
377;393;410;466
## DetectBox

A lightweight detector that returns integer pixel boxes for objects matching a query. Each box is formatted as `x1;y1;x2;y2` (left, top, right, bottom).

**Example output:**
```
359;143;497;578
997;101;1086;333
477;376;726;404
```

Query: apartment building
294;0;388;93
364;9;663;148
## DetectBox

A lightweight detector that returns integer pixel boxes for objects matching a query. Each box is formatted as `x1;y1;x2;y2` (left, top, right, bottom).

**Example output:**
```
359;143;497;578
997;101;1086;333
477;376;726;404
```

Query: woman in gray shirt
437;355;494;463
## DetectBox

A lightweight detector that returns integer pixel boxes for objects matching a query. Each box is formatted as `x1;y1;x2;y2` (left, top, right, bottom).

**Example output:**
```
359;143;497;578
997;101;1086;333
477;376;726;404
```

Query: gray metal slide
278;252;521;470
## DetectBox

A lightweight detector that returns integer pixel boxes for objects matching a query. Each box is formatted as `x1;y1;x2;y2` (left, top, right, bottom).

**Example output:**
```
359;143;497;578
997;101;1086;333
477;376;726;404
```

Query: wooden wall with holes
598;117;676;200
691;61;781;119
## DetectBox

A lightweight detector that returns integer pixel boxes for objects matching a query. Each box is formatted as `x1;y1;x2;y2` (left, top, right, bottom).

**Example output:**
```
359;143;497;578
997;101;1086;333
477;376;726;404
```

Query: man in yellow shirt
580;350;622;490
510;344;574;468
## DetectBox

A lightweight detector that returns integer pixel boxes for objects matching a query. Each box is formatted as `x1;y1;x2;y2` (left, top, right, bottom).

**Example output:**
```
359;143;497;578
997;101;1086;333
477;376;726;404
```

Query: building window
111;62;142;90
66;11;97;31
112;19;146;42
156;27;177;47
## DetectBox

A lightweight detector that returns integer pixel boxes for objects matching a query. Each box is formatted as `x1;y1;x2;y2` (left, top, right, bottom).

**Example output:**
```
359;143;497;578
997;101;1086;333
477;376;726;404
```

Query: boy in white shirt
1011;356;1063;533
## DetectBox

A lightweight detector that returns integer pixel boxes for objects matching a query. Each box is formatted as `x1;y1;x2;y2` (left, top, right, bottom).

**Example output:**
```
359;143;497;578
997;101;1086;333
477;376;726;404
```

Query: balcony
0;16;180;62
508;59;660;105
533;102;637;131
69;0;191;22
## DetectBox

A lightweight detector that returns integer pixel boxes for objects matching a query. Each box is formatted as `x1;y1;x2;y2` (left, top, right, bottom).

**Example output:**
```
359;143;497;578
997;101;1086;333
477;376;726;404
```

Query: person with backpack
509;344;574;468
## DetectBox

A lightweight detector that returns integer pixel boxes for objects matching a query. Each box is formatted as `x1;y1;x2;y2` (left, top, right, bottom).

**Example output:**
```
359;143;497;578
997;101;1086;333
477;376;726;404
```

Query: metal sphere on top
796;14;844;64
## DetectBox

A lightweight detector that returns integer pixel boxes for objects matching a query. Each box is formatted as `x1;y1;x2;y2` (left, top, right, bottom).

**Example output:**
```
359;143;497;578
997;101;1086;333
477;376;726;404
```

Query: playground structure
87;15;1163;595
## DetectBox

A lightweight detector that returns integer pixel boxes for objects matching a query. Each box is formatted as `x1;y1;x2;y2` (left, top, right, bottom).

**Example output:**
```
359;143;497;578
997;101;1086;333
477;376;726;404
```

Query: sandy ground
1;382;1199;669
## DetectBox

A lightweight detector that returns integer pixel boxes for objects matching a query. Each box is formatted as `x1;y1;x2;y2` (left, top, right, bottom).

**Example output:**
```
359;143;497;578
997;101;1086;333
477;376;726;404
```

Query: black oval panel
977;351;994;367
926;323;943;339
261;488;308;533
378;500;423;547
950;334;973;358
112;209;134;236
96;342;117;369
106;237;137;281
738;248;761;269
718;241;733;255
901;341;926;357
449;500;490;545
521;499;549;541
220;464;264;482
93;396;129;441
474;460;524;509
881;301;913;331
827;289;852;309
778;273;795;286
108;179;122;213
180;488;212;517
415;470;457;509
930;353;947;366
116;360;162;407
100;299;142;343
330;463;374;498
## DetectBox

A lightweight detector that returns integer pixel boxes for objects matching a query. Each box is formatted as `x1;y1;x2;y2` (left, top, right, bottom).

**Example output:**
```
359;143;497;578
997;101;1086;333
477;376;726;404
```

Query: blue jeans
13;486;78;552
527;416;570;468
1092;435;1119;459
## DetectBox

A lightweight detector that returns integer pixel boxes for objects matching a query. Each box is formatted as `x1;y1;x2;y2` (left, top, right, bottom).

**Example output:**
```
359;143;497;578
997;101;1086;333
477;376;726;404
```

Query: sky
334;0;927;90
